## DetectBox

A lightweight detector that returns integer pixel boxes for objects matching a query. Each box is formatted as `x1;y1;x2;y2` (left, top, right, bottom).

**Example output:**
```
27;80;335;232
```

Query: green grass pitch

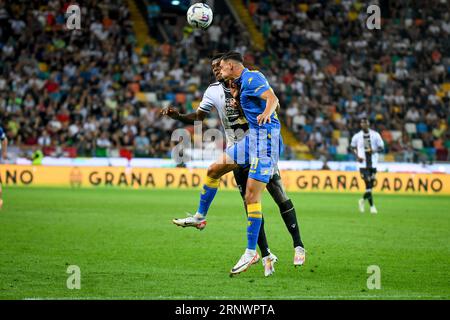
0;186;449;300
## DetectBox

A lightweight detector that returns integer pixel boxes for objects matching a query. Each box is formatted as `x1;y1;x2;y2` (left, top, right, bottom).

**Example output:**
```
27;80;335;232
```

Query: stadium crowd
0;0;185;160
247;0;450;162
0;0;449;163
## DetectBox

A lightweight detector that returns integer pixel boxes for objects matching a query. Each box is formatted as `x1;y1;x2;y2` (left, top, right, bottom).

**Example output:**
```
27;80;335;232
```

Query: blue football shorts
226;129;283;184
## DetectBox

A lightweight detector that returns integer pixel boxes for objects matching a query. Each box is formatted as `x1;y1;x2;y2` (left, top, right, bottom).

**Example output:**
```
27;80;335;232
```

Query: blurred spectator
247;0;449;162
0;0;448;164
134;130;150;157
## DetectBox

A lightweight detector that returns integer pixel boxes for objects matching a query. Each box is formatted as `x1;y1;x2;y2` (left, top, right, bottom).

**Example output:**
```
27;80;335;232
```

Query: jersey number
250;158;259;173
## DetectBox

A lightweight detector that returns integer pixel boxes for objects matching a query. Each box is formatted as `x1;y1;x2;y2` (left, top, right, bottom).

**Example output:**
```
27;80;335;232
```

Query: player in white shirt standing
350;117;385;214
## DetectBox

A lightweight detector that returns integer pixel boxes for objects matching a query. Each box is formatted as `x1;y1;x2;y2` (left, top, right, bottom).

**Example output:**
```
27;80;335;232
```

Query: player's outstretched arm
257;88;279;125
160;107;207;125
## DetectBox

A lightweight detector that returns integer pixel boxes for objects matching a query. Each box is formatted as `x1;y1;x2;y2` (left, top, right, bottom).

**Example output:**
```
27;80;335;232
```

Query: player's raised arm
160;106;207;125
257;88;279;125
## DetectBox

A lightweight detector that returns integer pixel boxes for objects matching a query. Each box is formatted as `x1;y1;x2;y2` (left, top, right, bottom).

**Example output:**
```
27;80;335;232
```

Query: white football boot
370;206;378;214
172;213;207;230
230;249;260;277
294;246;306;267
358;199;365;213
262;252;278;277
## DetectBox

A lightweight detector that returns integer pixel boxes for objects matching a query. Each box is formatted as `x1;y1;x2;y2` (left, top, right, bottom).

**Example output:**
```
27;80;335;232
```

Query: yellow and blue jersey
225;68;283;184
235;68;280;131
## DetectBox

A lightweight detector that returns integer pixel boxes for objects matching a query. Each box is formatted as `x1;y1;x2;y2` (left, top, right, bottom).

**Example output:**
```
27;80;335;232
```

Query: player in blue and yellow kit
174;51;292;276
173;52;306;275
171;53;305;277
219;51;283;275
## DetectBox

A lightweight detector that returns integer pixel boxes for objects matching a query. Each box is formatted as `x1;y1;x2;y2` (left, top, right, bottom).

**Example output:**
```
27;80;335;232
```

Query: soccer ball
186;3;213;29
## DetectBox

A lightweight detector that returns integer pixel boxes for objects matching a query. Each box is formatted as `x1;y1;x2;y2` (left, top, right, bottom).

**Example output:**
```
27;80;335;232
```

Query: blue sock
196;176;219;217
247;203;263;250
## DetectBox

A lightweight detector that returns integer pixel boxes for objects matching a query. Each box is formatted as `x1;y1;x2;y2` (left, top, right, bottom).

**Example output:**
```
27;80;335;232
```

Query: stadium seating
0;0;448;164
412;139;424;150
246;0;449;162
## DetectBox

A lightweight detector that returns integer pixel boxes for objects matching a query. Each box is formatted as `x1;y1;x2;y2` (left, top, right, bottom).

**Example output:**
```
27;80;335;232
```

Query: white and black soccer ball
186;3;213;29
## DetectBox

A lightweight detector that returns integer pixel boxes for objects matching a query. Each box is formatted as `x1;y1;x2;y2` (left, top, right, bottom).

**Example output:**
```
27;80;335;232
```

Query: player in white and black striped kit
161;54;306;276
350;117;385;214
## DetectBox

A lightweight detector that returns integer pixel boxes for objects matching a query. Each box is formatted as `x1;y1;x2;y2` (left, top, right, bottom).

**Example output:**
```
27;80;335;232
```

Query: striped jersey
350;129;384;169
199;82;249;147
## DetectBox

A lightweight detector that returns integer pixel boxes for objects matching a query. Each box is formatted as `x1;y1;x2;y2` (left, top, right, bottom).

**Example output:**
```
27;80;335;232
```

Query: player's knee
207;164;222;179
245;189;258;204
208;162;236;179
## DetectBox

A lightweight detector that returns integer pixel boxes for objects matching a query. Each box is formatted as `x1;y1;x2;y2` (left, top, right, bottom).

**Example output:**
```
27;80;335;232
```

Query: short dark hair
220;51;243;63
211;52;225;63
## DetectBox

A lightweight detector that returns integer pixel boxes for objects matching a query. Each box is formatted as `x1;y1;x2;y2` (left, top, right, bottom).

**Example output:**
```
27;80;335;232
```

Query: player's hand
357;156;364;163
160;107;180;120
257;112;272;125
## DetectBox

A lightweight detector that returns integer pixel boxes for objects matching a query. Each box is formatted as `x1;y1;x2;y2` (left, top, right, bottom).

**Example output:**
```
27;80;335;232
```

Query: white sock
245;249;257;256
